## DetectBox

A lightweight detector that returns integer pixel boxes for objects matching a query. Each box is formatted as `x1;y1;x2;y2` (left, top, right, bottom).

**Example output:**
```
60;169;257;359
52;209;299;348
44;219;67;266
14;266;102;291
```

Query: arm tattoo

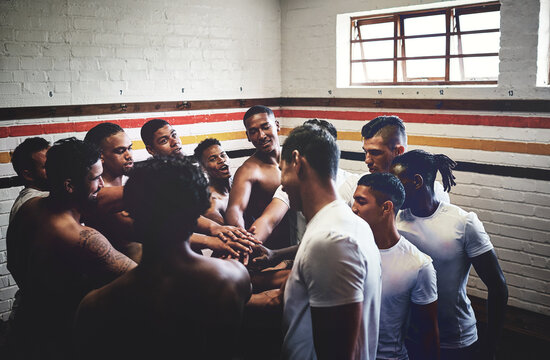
78;229;133;275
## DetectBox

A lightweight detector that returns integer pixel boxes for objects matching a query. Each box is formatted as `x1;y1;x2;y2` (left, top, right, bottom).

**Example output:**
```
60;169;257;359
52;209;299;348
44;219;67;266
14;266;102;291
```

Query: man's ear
394;144;405;156
413;174;424;190
382;200;394;215
145;145;155;156
100;153;105;164
275;119;280;132
64;178;75;194
21;169;34;183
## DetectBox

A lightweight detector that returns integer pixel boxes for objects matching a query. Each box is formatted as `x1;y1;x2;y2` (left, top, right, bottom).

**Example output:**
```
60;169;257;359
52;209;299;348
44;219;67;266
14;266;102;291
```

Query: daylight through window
350;1;500;86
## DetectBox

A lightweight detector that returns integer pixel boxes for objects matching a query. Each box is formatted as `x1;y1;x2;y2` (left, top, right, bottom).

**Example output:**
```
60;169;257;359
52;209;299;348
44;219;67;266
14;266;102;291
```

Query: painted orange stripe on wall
280;109;550;128
281;128;550;155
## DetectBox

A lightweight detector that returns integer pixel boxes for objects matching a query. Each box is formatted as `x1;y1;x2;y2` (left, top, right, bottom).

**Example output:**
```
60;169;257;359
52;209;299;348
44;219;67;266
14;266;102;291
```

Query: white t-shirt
274;169;362;245
396;202;493;349
282;200;382;360
433;181;450;204
377;236;438;360
9;187;49;224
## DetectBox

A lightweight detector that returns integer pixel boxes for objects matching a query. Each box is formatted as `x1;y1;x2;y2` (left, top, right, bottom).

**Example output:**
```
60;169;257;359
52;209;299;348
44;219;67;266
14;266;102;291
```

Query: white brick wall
0;0;282;107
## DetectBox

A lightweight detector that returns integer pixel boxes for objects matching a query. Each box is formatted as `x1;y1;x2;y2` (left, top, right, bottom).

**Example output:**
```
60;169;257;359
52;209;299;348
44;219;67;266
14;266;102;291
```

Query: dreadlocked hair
392;149;457;193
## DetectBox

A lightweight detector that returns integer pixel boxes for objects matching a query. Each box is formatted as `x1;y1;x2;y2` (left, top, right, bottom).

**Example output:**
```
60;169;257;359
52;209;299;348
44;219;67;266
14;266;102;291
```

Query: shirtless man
84;122;141;262
74;156;251;360
194;138;231;225
140;119;258;260
226;105;289;249
7;137;136;359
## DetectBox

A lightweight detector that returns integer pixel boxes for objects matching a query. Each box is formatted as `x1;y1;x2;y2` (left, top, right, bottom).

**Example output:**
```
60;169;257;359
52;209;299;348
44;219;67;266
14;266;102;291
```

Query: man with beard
140;119;259;261
84;123;141;262
194;138;232;225
9;137;50;223
6;137;137;360
226;106;290;250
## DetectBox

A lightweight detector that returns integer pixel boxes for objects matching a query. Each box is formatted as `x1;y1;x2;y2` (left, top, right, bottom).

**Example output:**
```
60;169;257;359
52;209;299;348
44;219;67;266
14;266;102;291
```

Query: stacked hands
208;224;283;269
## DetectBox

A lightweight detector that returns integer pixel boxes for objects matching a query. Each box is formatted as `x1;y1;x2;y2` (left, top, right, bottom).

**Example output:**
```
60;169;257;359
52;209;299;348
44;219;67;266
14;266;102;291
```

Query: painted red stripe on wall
280;109;550;128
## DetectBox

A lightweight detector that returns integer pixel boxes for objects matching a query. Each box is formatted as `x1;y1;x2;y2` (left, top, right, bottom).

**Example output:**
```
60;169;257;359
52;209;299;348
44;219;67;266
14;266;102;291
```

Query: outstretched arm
311;302;363;360
248;198;289;243
410;301;440;360
225;166;254;228
471;249;508;360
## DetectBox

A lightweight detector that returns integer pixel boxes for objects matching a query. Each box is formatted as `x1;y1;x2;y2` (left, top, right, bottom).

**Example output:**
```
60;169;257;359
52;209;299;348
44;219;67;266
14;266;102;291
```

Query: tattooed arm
74;227;137;281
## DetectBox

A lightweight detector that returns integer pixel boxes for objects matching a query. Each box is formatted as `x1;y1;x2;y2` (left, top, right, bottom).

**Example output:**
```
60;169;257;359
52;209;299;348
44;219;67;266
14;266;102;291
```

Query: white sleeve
464;212;494;258
337;170;360;208
411;261;438;305
273;184;290;207
302;233;366;307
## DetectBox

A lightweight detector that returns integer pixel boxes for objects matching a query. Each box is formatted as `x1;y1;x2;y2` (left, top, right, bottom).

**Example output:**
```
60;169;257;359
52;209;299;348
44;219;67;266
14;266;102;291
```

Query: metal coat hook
120;104;127;111
177;101;190;109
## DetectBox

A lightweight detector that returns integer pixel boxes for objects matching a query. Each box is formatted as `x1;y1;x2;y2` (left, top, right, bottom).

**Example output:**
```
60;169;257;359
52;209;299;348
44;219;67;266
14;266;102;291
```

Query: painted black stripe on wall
0;150;547;189
340;151;550;181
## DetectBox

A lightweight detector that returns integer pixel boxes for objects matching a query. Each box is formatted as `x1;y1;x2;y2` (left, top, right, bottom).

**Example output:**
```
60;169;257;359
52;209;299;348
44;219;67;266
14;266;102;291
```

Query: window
350;1;500;86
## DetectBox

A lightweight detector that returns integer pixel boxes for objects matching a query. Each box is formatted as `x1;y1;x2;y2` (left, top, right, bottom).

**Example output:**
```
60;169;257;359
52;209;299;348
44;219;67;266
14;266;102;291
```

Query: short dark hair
391;149;457;192
193;138;221;164
46;137;101;196
358;173;405;215
141;119;169;147
84;122;124;150
243;105;274;125
11;137;50;178
361;115;407;150
124;156;210;245
281;125;339;180
303;119;337;140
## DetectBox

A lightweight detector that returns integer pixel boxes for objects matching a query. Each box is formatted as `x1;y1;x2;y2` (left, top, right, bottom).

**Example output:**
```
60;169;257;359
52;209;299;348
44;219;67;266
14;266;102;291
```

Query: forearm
273;245;298;261
486;283;508;355
95;186;124;213
249;217;275;244
194;215;218;235
188;233;213;251
225;206;245;228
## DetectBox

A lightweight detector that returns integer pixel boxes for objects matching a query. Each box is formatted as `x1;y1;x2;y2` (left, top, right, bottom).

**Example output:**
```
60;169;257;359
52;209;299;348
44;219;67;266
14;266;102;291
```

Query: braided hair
391;149;457;192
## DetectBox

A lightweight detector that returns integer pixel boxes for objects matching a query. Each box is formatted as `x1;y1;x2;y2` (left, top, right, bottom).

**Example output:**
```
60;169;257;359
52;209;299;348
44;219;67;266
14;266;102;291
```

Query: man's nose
98;176;105;189
364;153;373;165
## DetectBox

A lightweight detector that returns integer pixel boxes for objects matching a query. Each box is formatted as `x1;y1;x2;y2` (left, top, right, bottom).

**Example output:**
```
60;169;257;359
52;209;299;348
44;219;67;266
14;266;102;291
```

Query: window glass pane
450;56;499;81
457;11;500;31
400;58;445;80
403;36;446;57
403;14;445;36
352;40;394;60
357;21;394;39
352;61;393;82
450;33;500;55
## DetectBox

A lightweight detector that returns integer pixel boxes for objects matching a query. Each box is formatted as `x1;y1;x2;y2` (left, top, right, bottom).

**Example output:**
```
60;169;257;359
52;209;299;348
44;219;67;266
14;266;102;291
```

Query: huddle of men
4;105;508;360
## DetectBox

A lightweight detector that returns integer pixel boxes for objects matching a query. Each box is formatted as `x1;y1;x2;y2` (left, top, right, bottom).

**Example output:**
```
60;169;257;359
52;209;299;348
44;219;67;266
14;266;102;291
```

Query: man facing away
361;115;449;203
74;156;251;360
140;119;259;260
7;138;137;359
280;125;381;360
352;172;440;360
225;105;290;249
391;150;508;360
9;137;50;223
84;122;141;262
194;138;232;225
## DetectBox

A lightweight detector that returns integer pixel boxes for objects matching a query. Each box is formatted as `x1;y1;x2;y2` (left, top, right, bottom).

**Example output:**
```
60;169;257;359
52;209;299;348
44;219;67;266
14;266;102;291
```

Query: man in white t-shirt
280;125;381;360
9;137;50;223
391;149;508;360
361;115;449;203
352;172;439;360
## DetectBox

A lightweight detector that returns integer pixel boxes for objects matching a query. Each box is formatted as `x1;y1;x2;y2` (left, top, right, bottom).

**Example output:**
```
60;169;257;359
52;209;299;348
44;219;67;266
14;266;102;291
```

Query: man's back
75;253;251;360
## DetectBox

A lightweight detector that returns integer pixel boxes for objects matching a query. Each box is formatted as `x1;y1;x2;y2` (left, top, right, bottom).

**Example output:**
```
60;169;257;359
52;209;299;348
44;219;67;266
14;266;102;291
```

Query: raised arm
410;301;440;360
311;302;363;360
471;249;508;360
249;197;289;243
225;165;255;228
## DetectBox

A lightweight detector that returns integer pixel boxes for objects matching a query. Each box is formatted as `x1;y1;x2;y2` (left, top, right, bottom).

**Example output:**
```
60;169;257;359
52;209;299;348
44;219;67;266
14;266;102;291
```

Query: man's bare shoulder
196;257;251;297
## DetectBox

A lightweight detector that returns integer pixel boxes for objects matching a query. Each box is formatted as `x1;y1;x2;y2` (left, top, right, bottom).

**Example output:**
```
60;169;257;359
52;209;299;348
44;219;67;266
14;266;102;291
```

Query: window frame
349;1;501;86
